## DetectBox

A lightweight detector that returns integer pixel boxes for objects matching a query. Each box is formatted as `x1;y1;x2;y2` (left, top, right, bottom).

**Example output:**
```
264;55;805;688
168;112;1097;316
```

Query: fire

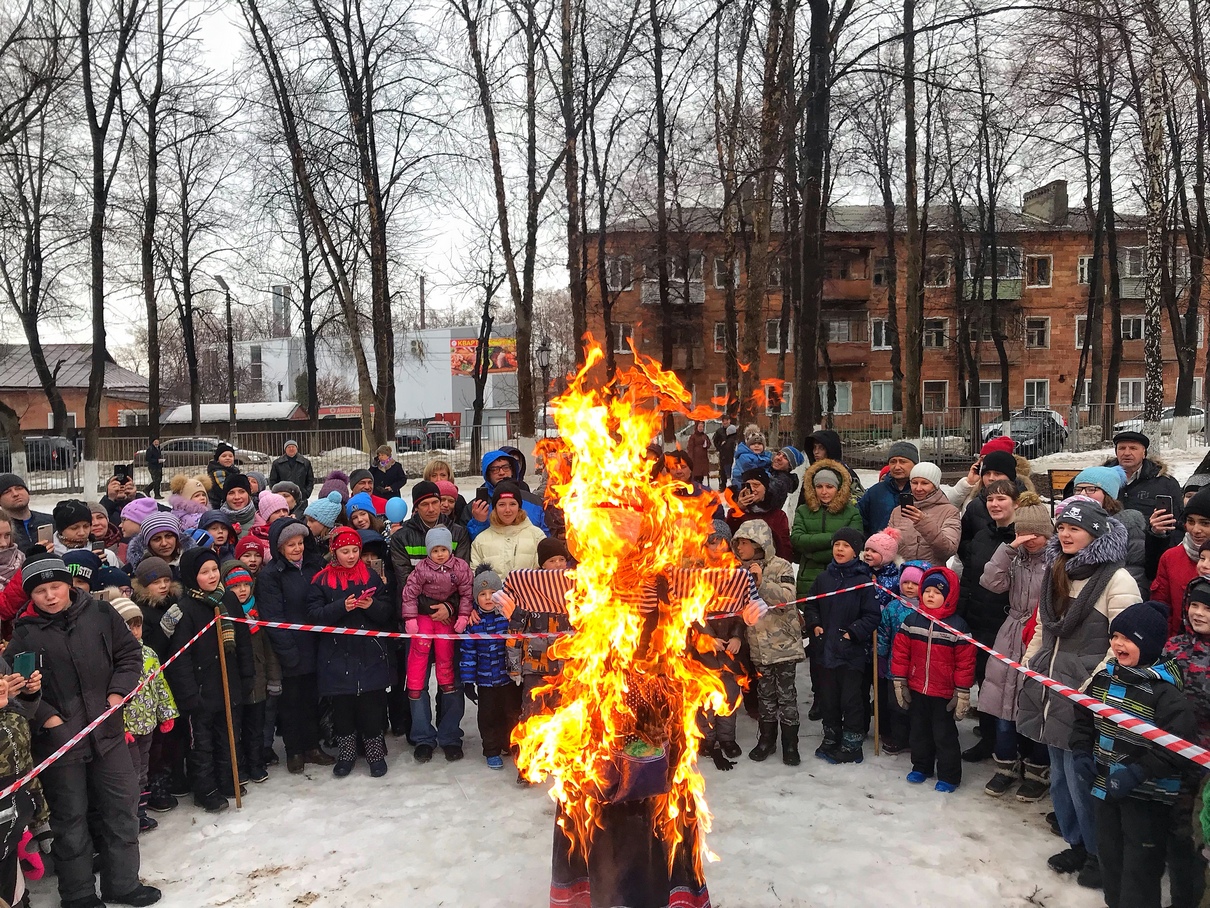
517;336;733;873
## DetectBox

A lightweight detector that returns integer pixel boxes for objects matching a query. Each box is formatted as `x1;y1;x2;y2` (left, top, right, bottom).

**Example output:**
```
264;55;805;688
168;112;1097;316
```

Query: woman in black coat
5;555;159;908
165;548;254;811
307;526;395;778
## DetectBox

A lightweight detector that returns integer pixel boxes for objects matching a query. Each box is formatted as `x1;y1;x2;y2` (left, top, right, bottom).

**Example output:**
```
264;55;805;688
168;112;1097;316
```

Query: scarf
0;545;23;591
315;559;371;591
1183;532;1200;562
1039;546;1120;638
221;501;256;528
240;593;260;635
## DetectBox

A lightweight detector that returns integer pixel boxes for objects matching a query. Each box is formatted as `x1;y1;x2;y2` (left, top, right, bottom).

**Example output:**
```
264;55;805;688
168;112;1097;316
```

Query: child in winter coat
891;566;975;792
1151;486;1210;637
307;527;395;778
736;520;802;766
691;609;745;772
460;566;523;770
168;473;212;531
401;525;474;762
729;425;773;492
876;560;928;755
223;560;278;783
206;443;240;508
112;599;178;834
863;528;901;612
1071;600;1197;908
803;527;879;765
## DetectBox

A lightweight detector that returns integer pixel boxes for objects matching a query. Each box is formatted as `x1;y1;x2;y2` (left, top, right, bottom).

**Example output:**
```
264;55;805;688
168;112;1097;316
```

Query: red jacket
1151;545;1198;638
890;566;976;699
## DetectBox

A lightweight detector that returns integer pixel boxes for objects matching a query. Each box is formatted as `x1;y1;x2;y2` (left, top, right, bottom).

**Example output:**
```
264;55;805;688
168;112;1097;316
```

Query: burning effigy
507;341;760;908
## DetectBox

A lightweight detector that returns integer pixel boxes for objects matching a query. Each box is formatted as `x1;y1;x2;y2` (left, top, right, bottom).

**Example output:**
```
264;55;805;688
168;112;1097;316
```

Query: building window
822;312;868;344
1120;247;1145;277
713;383;728;407
923;318;948;349
1024;379;1049;409
1025;255;1052;288
995;247;1023;280
1025;317;1050;349
923;381;948;413
713;322;727;353
768;262;782;288
672;251;705;283
1075;314;1088;348
872;256;889;287
1121;316;1144;341
871;318;892;351
764;382;793;416
765;319;790;353
1078;255;1094;285
870;381;894;413
612;323;632;354
1195;377;1204;406
250;345;263;383
713;256;738;290
606;256;633;292
979;380;1003;410
1119;377;1145;410
924;255;951;288
819;382;853;415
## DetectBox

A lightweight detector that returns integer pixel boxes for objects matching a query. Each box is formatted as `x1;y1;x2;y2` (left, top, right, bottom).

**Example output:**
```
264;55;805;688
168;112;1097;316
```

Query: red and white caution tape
0;615;220;800
873;582;1210;769
226;616;565;641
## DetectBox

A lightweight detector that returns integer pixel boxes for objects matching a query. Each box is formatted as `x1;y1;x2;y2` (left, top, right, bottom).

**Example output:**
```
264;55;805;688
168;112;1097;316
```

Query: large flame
515;337;737;873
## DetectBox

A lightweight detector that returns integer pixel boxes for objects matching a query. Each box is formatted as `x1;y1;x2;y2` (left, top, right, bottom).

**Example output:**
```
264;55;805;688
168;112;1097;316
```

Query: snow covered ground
25;706;1106;908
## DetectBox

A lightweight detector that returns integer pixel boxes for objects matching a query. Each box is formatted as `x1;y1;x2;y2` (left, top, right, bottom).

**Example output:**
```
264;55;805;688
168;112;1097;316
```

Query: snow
24;704;1104;907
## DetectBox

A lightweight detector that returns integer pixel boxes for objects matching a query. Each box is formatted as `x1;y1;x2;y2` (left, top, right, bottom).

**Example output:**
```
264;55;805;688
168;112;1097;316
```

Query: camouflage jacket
124;645;179;737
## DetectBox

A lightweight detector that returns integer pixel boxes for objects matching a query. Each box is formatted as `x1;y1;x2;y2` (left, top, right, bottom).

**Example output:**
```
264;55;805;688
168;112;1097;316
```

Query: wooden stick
872;630;881;757
214;606;243;809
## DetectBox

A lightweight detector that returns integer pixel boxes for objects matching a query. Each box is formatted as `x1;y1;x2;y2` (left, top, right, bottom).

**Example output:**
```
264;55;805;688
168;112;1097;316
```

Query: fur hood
801;458;853;515
1045;514;1129;570
131;576;182;608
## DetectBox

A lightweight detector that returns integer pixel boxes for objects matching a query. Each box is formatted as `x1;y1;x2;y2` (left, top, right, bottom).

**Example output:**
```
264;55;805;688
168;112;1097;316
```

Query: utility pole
214;275;237;446
419;274;426;329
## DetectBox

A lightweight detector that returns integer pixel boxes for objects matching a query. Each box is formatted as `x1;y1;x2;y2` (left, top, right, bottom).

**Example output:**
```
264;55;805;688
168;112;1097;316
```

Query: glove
952;689;971;721
1072;749;1097;790
266;680;282;697
31;822;53;855
220;622;237;653
710;745;736;772
159;604;183;638
158;719;174;734
454;617;469;634
463;683;478;704
1105;763;1148;801
893;678;911;710
405;619;419;636
125;731;135;745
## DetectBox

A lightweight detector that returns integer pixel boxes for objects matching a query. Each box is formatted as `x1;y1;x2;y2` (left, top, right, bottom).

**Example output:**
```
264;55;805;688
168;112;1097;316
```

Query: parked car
980;408;1067;443
0;436;77;472
983;414;1069;459
425;421;457;450
1114;406;1207;435
396;427;427;452
132;437;269;468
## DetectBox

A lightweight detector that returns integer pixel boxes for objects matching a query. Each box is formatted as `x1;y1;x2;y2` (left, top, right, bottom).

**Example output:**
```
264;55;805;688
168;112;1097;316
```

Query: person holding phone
1150;486;1210;637
308;527;397;778
0;474;52;553
887;462;962;566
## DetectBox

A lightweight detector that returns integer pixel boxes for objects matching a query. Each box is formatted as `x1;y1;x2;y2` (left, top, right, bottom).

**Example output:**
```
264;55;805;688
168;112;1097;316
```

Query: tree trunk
141;0;164;439
901;0;922;433
1141;29;1166;431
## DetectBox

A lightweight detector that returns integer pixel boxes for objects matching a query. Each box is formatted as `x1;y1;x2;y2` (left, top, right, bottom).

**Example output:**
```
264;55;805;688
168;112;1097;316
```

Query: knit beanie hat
1187;577;1210;610
177;474;209;502
317;470;350;505
112;597;142;624
329;526;362;552
0;473;27;496
425;525;453;555
235;537;267;560
1012;492;1054;539
223;473;252;497
139;511;182;545
271;480;301;503
22;554;71;595
1185;487;1210;520
537;537;570;566
744;424;766;446
920;570;951;599
257;492;290;522
53;499;91;533
274;520;310;549
412;481;440;506
1055;498;1111;538
283;439;299;452
179;548;219;591
887;441;920;464
247;471;269;495
864;527;900;564
473;564;504;600
436;480;458;500
709;520;733;543
980;436;1016;457
980;450;1018;481
96;566;130;590
1073;466;1123;500
812;468;841;489
348;468;373;490
88;501;109;519
121;497;161;526
492;481;523;508
135;556;173;585
215;442;235;459
304;491;344;529
831;526;865;553
221;560;252;587
898;560;930;589
1109;600;1170;666
346;492;377;518
779;446;805;469
62;550;102;589
909;462;942;489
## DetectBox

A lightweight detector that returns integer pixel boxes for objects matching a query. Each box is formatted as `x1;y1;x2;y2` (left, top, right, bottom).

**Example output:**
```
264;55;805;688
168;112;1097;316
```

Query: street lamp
213;274;236;447
536;336;552;436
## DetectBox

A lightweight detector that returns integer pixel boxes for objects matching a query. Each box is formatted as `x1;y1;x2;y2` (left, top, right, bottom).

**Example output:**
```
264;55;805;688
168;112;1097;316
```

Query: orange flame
517;335;737;873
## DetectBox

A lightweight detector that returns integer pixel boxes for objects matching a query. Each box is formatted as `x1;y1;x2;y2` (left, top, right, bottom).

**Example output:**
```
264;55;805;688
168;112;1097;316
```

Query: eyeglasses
1073;485;1101;496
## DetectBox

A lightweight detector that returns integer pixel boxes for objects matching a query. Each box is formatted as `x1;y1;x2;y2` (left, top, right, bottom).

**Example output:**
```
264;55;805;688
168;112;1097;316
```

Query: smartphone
13;652;36;679
360;587;378;599
96;588;118;603
91;539;106;554
475;487;491;503
1156;495;1174;515
37;524;53;545
899;492;915;510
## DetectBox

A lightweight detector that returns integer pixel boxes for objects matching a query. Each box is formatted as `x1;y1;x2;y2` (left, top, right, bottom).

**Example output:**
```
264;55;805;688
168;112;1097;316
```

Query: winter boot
286;754;306;774
720;740;743;759
137;797;158;834
145;773;177;813
983;757;1020;798
814;725;840;761
748;722;778;762
305;747;336;767
1016;761;1050;802
366;735;388;778
828;730;865;765
99;883;163;906
780;724;800;766
1047;844;1087;874
333;735;357;778
194;790;229;813
1076;853;1102;889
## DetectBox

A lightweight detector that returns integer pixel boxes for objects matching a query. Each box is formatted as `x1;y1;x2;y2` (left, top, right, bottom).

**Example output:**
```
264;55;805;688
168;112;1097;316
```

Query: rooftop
0;344;149;396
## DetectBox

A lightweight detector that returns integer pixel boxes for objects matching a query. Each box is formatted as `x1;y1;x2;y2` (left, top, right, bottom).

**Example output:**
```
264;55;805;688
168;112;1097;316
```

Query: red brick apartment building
586;180;1202;425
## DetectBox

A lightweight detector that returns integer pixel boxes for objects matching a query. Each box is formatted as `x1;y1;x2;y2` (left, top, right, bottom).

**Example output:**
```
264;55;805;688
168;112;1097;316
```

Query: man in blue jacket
857;441;919;536
465;449;549;539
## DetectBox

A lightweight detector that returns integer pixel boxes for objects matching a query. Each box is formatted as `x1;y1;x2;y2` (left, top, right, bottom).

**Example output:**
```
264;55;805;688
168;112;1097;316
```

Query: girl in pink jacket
402;526;474;697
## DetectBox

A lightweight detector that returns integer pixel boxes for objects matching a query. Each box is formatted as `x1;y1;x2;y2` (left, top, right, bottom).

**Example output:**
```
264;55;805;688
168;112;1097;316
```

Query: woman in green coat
791;459;864;596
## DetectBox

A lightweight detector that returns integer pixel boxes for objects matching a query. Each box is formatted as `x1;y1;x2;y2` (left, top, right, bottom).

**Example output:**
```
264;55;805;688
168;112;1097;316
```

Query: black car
983;414;1068;459
396;427;426;452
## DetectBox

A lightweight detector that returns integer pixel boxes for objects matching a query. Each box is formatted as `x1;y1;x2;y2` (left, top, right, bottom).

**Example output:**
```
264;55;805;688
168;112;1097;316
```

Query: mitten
405;619;419;636
1105;763;1148;801
463;683;478;704
159;604;183;638
1072;749;1097;790
952;689;971;721
31;822;53;855
893;678;911;709
454;617;469;634
125;731;135;745
220;622;236;653
18;829;44;880
711;745;736;772
158;718;174;734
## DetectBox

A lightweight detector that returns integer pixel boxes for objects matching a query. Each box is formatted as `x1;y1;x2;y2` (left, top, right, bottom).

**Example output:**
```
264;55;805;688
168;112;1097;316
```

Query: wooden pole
872;630;881;757
214;606;243;809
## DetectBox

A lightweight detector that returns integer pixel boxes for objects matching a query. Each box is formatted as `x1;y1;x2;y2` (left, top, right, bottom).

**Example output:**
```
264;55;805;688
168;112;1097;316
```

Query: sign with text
450;338;518;376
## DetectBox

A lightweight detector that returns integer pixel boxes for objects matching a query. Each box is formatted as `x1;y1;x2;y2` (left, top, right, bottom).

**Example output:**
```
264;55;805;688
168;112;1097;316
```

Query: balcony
824;342;869;367
823;277;872;301
1120;276;1146;300
962;278;1023;300
641;280;705;307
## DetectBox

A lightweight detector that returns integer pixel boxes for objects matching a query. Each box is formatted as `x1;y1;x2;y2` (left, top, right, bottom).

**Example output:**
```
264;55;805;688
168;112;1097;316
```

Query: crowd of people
0;426;1206;907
